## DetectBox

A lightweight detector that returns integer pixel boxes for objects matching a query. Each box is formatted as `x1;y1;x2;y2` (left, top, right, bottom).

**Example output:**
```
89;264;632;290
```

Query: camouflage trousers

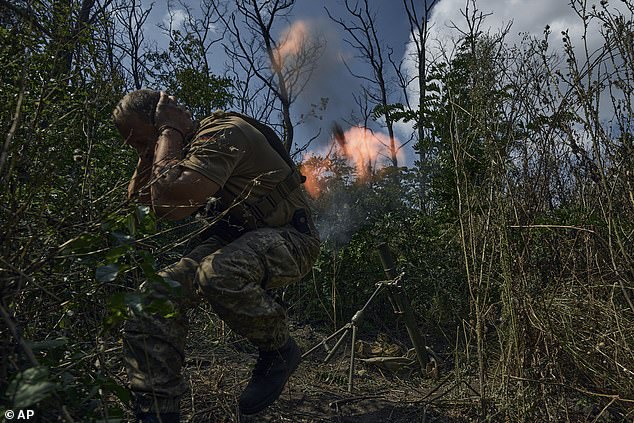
123;226;320;413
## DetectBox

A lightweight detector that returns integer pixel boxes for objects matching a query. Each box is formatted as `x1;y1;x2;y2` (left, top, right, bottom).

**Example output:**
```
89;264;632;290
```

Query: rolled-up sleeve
181;128;246;187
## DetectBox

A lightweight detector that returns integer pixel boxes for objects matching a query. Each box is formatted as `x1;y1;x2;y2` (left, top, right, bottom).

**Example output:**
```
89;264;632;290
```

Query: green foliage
290;158;466;332
148;30;234;117
372;103;417;125
61;204;181;329
5;367;58;409
2;1;634;421
0;5;168;417
424;36;516;217
96;263;120;283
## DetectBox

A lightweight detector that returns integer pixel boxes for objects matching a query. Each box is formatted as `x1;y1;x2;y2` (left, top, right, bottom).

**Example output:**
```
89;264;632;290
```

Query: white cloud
401;0;632;109
163;8;187;31
395;0;633;166
428;0;577;40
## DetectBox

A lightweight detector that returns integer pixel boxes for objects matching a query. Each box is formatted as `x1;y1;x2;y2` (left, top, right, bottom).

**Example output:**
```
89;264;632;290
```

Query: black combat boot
239;337;301;415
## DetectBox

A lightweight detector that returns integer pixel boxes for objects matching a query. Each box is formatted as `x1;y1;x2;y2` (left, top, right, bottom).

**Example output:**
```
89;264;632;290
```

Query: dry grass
137;309;478;423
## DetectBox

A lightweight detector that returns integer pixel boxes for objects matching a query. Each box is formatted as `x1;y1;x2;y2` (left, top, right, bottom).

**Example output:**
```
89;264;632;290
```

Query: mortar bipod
302;244;432;392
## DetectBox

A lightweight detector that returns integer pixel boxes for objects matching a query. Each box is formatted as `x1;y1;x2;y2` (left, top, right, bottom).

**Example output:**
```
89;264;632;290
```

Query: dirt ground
176;311;477;423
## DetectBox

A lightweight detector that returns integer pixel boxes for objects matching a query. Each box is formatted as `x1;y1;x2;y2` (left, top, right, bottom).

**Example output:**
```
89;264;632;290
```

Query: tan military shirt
180;111;312;228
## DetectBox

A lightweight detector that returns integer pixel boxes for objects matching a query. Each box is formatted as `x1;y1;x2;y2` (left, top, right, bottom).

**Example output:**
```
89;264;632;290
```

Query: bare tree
147;0;232;117
214;0;324;152
114;0;153;90
327;0;399;167
54;0;117;78
1;0;116;79
393;0;438;204
347;86;375;175
160;0;225;76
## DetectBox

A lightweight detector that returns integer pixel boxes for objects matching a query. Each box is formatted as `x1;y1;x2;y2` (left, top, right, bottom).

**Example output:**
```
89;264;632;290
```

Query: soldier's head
112;89;161;143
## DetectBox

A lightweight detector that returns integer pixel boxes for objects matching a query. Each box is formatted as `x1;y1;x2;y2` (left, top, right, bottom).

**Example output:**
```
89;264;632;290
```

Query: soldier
112;89;320;422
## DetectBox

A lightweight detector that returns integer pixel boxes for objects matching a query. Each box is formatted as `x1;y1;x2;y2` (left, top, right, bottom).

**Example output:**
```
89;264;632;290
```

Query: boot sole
239;344;301;415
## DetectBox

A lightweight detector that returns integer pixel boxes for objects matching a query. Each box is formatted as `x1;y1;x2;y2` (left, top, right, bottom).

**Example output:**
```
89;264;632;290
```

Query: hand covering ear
154;92;196;138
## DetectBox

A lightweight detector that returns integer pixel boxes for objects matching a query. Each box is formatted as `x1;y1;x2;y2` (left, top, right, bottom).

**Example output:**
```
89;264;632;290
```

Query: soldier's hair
112;89;160;129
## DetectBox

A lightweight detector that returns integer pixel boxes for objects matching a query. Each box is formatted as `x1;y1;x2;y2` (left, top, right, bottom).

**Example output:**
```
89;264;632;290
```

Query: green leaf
105;245;131;263
162;277;181;290
104;293;127;329
145;298;177;318
62;233;101;254
138;250;159;277
96;263;119;283
136;205;157;233
6;366;58;408
125;214;136;235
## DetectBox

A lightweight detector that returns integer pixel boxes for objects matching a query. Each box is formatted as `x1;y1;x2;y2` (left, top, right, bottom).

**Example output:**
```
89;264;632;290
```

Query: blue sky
138;1;420;165
136;0;632;168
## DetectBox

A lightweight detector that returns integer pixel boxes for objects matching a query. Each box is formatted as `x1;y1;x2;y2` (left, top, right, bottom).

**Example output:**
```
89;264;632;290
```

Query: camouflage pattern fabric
123;226;320;413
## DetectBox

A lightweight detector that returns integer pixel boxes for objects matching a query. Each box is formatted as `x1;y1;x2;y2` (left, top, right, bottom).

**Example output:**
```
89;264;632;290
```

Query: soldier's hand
154;92;196;139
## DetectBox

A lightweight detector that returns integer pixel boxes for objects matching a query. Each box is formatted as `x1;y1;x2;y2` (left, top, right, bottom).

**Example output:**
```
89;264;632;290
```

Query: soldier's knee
194;250;264;297
162;257;198;280
137;258;200;306
194;255;229;295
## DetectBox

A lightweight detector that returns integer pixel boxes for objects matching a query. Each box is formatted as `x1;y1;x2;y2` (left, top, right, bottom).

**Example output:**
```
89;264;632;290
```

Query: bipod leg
301;277;390;392
347;324;358;393
343;284;384;392
302;324;350;358
324;324;351;363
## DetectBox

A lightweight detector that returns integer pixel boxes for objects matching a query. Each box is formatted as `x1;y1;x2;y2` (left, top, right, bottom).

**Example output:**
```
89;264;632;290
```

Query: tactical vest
196;112;307;240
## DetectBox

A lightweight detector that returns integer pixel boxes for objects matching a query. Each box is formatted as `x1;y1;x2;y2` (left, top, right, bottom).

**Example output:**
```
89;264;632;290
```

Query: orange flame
300;163;321;199
301;126;403;199
300;156;330;199
274;21;309;70
340;126;399;181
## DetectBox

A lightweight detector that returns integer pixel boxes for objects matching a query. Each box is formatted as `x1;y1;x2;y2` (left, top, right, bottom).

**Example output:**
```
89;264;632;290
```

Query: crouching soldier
112;90;320;422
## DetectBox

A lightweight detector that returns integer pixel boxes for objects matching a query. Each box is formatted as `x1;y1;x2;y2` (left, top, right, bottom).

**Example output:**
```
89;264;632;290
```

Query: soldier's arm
151;128;220;220
127;150;154;204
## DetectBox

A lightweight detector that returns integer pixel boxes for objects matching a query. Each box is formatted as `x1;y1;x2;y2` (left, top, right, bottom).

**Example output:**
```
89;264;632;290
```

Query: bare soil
177;312;475;423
